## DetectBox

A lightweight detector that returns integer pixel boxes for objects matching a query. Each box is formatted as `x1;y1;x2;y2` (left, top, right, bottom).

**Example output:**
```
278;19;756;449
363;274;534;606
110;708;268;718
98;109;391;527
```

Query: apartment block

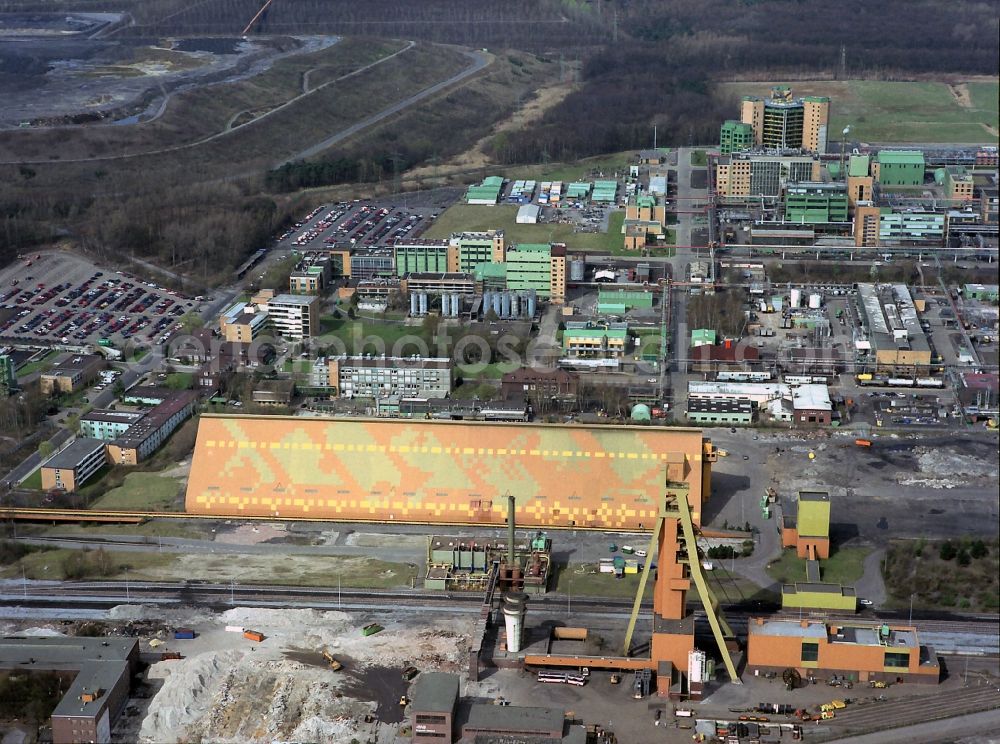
265;294;320;341
219;302;269;344
39;438;107;493
319;355;452;399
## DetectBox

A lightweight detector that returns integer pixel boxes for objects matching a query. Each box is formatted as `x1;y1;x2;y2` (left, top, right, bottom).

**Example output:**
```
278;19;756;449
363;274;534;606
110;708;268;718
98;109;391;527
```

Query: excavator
321;649;343;671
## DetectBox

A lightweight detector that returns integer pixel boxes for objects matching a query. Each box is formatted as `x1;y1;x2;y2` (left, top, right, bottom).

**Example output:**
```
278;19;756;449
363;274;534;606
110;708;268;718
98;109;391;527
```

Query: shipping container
243;630;265;642
173;629;196;640
362;623;384;637
224;625;245;633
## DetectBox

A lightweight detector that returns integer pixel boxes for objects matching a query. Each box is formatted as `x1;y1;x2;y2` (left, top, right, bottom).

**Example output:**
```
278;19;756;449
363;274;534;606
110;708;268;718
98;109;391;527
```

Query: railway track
2;581;997;642
820;685;1000;740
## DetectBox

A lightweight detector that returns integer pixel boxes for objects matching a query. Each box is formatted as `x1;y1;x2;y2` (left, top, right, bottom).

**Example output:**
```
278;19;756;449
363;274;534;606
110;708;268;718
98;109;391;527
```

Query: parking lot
274;200;439;250
0;251;198;349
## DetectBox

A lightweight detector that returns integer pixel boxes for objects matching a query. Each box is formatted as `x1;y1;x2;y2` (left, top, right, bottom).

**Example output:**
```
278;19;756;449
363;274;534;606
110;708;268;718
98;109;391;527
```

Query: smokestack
502;592;528;653
507;494;516;565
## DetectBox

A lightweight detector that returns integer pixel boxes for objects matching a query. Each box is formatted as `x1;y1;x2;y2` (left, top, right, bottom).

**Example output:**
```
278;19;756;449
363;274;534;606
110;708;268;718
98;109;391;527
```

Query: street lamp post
124;567;130;602
567;580;572;617
908;593;914;626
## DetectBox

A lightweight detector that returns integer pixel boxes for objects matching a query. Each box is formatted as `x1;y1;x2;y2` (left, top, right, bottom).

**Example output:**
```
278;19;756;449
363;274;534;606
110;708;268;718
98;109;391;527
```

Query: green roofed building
875;151;925;187
592;180;618;203
598;288;654;314
720;120;754;155
474;262;507;291
690;328;717;348
466;176;505;205
848;154;870;178
567;182;591;199
784;182;849;224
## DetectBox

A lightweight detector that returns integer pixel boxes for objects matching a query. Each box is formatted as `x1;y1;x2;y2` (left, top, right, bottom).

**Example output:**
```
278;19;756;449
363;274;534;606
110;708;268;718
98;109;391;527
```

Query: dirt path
949;83;973;108
408;79;579;178
981;123;1000;137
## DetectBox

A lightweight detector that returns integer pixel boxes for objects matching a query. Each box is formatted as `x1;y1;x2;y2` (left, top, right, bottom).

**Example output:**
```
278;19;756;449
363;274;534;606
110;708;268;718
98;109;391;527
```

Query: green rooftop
510;243;552;254
482;176;504;187
876;150;925;165
848;154;870;178
563;328;628;340
473;262;507;280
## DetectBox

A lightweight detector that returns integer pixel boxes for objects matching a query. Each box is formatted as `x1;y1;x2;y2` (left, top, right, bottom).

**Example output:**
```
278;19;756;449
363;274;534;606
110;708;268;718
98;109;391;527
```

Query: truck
243;630;265;643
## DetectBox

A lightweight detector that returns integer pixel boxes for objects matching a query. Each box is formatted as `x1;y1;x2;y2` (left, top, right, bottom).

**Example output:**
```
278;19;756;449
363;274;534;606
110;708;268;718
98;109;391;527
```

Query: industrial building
781;583;857;612
394;240;451;277
739;87;830;153
746;618;939;685
687;381;832;427
264;293;319;341
873;150;925;187
856;283;931;374
942;165;975;201
597;288;654;315
185;416;715;530
516;203;541;224
401;273;476;296
504;243;567;302
39;354;104;395
715;152;821;198
686;398;754;426
39;437;107;492
312;355;453;399
783;182;849;225
465;176;504;205
625;192;668;227
448;231;506;273
780;490;831;560
0;636;139;744
424;532;552;594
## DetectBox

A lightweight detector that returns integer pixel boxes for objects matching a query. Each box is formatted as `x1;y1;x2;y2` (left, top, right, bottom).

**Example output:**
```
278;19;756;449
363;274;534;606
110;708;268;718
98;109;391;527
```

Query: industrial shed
185;415;714;529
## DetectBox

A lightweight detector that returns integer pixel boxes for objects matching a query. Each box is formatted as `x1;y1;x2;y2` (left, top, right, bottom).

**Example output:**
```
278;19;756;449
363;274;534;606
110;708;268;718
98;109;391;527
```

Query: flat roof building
739;88;830;153
252;378;296;406
219;302;269;344
319;355;452;400
39;354;104;396
857;283;931;374
394;240;450;277
0;636;139;744
716;152;821;198
686;398;754;426
187;416;715;530
411;672;460;743
747;617;939;685
106;391;197;466
265;293;320;341
288;251;333;295
874;150;925;187
39;437;107;492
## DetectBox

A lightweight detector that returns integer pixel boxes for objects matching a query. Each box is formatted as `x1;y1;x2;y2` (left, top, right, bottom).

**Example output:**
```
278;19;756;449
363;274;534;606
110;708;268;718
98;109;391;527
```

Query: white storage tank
808;293;822;309
790;288;801;308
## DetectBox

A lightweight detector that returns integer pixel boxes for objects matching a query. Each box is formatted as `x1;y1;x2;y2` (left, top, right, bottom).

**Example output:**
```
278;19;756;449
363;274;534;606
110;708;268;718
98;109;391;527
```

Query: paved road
826;707;1000;744
279;48;490;165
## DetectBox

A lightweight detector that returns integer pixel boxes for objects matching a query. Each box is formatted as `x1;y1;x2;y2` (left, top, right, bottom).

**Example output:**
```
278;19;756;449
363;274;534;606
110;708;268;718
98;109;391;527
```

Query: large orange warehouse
185;415;714;529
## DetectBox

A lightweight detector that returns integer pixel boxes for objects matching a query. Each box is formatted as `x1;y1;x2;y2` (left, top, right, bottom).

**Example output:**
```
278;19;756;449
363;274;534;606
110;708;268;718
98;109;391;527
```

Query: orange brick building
747;618;940;685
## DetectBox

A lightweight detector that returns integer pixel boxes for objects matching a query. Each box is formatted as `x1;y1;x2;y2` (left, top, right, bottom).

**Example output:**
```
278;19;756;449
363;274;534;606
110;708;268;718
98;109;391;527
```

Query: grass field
90;472;184;511
424;203;627;253
766;546;870;586
318;317;430;355
20;469;42;490
15;350;59;378
715;79;999;143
